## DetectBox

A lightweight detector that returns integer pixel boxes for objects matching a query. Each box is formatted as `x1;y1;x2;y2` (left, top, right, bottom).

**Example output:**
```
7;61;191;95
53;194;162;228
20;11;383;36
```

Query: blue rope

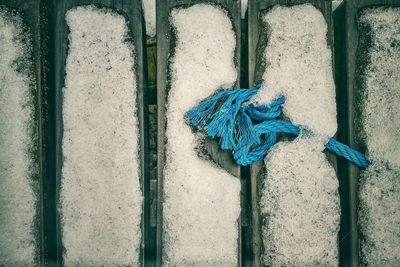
325;139;369;168
186;84;370;168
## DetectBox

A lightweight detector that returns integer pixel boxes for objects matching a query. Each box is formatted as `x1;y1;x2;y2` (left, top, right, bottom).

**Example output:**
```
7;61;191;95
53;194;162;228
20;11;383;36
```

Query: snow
257;5;339;266
332;1;343;11
359;165;400;266
0;7;38;267
357;7;400;266
163;4;241;266
142;0;246;35
357;8;400;168
254;4;337;139
141;0;248;35
241;0;248;19
60;6;142;266
142;0;156;37
260;138;340;266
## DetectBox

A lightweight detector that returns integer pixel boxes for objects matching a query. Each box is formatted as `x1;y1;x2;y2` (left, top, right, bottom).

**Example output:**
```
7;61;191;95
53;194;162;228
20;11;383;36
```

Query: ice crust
61;6;142;267
163;4;241;266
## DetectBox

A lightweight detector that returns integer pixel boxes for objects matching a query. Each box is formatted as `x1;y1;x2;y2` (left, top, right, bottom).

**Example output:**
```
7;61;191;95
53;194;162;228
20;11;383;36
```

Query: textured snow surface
254;4;337;138
163;4;241;266
61;6;142;267
358;8;400;168
357;8;400;266
260;138;340;266
142;0;156;37
359;165;400;266
0;7;38;267
142;0;246;35
258;5;339;266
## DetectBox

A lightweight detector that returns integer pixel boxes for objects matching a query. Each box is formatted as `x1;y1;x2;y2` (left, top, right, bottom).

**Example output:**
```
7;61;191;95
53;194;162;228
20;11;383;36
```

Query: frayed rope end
186;84;370;169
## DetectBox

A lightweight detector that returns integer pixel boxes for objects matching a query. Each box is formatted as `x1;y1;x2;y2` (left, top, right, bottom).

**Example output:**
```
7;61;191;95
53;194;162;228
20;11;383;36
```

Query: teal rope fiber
325;139;369;168
186;84;370;168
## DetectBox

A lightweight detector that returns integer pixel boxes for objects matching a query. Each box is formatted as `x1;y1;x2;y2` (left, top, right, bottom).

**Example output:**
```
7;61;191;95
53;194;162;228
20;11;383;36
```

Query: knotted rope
186;84;369;168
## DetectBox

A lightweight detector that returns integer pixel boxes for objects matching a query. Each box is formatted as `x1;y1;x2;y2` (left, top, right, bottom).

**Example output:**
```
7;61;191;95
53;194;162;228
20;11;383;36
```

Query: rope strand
186;84;370;168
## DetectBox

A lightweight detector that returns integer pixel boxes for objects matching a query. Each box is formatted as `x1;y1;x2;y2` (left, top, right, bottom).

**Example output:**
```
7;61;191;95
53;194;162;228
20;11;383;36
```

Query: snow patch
332;1;343;11
260;138;340;266
357;7;400;266
142;0;156;37
257;5;339;266
241;0;248;19
163;4;241;266
358;7;400;168
61;6;142;266
359;164;400;266
0;7;38;267
254;4;337;139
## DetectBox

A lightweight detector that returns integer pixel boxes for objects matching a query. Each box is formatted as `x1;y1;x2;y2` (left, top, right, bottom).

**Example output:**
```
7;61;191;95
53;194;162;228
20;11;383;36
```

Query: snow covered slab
55;3;146;266
157;2;242;266
356;7;400;266
0;6;39;266
252;4;340;266
261;138;340;266
247;1;335;264
338;1;400;265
